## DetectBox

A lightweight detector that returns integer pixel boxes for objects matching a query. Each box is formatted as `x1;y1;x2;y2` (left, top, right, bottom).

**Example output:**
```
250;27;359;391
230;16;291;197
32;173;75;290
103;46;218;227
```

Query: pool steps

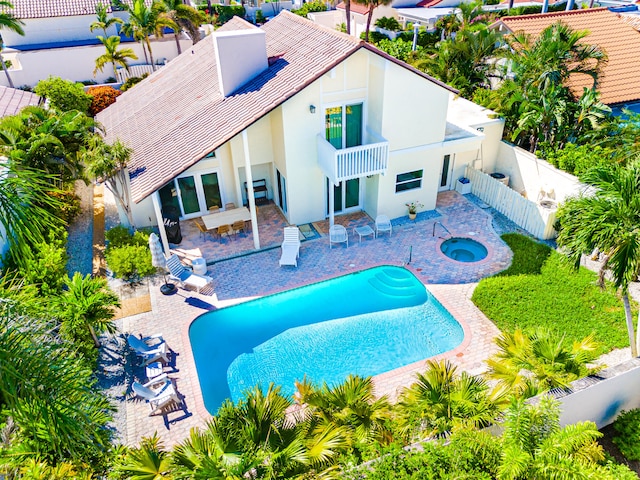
368;269;425;298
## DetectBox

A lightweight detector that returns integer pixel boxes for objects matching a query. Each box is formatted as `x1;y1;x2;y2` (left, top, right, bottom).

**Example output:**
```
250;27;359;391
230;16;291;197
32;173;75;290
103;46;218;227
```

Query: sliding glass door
159;170;223;219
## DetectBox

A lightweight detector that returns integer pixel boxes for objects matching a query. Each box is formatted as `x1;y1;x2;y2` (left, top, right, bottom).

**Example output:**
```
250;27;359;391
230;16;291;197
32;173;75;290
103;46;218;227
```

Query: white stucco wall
1;36;191;87
496;143;581;202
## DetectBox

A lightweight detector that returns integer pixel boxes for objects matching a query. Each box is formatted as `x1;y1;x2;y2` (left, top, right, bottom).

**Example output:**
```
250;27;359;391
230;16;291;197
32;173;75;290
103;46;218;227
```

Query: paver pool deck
114;191;508;447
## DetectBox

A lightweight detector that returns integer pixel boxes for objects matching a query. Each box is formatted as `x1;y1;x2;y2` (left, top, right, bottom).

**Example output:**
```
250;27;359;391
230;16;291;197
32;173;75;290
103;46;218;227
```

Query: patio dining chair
217;224;232;240
195;219;213;240
208;205;220;213
329;225;348;248
225;202;236;210
132;373;181;416
231;220;245;237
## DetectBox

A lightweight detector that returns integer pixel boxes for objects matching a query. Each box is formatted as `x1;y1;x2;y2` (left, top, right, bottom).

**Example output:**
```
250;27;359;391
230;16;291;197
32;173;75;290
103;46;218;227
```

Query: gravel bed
65;180;94;276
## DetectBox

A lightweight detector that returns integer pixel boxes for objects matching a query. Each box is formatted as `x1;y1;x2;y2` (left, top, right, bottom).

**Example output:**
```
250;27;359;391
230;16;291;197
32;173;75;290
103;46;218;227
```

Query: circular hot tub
441;237;488;263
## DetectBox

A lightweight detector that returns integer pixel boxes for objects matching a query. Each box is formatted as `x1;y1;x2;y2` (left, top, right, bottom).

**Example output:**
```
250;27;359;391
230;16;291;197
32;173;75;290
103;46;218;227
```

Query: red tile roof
416;0;444;8
336;2;371;15
3;0;149;19
495;8;640;105
0;86;41;116
97;11;456;203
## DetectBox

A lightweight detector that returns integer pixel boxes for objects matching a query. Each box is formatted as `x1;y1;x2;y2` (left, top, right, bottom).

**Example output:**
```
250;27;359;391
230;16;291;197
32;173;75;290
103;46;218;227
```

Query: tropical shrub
119;73;149;92
57;273;120;365
34;76;92;114
291;0;326;17
375;16;401;31
486;328;600;398
541;143;614;177
255;9;265;24
613;409;640;461
16;229;69;297
105;244;154;282
42;187;82;225
376;38;414;62
105;225;150;250
87;85;122;116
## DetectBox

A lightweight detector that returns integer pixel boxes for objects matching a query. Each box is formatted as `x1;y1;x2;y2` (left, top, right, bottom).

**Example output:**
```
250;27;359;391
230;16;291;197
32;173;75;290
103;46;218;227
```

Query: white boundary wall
531;358;640;429
1;36;191;87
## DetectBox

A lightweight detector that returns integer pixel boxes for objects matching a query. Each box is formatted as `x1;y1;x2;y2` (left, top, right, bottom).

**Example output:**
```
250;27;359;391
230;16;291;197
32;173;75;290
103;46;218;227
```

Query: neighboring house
97;11;504;252
0;0;193;87
492;8;640;109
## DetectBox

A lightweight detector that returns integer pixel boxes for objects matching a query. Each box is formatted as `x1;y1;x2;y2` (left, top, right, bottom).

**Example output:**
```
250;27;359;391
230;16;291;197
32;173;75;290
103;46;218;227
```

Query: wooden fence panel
465;166;556;239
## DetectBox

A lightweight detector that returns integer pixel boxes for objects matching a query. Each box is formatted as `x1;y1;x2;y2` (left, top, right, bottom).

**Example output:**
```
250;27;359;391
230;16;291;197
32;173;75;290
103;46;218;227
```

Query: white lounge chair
329;224;348;248
127;333;169;366
375;215;392;237
132;374;181;415
279;226;301;267
165;254;213;293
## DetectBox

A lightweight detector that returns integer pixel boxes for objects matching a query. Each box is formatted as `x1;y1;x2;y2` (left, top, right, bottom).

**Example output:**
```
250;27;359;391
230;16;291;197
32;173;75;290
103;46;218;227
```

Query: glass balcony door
325;103;363;149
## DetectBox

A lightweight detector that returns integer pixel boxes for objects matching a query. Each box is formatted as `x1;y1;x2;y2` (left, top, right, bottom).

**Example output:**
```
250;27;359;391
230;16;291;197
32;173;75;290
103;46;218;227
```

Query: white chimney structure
213;29;269;97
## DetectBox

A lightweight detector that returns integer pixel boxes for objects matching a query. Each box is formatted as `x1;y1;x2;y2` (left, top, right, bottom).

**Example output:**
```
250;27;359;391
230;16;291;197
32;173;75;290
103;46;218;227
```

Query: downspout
242;130;260;249
152;192;170;254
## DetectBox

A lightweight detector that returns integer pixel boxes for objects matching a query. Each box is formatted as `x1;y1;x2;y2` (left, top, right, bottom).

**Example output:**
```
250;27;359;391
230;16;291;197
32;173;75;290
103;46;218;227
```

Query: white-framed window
395;169;423;193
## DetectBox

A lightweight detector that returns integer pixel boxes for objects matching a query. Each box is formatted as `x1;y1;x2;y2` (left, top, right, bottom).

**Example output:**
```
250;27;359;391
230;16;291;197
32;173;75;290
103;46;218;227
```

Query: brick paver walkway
114;191;508;448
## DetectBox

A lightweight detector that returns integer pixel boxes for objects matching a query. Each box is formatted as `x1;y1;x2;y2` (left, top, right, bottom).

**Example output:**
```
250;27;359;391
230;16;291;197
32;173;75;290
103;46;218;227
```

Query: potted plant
405;201;423;221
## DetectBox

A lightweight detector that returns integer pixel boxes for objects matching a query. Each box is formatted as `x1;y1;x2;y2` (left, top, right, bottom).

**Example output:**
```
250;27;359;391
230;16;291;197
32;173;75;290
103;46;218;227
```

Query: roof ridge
501;6;609;22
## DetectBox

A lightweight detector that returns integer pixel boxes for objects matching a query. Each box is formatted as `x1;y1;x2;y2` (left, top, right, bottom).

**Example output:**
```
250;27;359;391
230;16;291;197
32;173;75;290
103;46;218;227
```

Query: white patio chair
279;226;301;267
132;373;181;416
375;215;392;237
127;333;169;366
165;254;213;293
329;224;348;248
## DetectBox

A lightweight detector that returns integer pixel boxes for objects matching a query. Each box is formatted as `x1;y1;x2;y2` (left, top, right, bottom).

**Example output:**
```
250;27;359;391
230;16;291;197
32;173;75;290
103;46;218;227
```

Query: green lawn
471;234;634;354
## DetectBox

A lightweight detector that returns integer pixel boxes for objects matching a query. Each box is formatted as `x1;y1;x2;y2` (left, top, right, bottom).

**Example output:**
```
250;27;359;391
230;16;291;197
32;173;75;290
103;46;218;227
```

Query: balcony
317;129;389;185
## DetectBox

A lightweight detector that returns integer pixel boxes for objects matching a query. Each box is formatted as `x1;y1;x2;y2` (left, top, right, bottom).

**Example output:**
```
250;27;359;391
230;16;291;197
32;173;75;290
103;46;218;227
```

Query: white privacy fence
465;166;557;240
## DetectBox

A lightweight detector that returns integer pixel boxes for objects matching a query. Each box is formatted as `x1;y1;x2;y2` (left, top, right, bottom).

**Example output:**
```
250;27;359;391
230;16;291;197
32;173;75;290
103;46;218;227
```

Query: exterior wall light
309;105;316;114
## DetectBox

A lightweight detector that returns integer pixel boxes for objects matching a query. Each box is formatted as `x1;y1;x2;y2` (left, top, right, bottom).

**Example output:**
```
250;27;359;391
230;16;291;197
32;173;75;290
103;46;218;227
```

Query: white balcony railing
317;130;389;185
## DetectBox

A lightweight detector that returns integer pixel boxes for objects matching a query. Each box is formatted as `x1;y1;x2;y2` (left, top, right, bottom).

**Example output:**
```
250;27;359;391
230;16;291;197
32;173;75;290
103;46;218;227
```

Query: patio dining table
202;207;251;230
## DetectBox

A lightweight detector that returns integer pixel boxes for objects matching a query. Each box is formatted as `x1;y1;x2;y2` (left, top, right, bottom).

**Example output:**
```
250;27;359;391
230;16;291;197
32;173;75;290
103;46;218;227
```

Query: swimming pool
189;266;464;413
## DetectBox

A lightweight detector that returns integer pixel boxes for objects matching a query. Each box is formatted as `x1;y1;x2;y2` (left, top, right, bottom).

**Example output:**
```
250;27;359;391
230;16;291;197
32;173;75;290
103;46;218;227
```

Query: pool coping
182;265;486;420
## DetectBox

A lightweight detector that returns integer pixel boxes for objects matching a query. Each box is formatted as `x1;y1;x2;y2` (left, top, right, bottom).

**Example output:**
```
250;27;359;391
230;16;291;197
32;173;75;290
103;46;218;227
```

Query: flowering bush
405;201;424;214
87;86;121;116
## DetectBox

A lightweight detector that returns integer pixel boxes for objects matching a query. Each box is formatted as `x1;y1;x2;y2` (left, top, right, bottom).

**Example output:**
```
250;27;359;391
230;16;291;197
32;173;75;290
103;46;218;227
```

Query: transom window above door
325;103;363;149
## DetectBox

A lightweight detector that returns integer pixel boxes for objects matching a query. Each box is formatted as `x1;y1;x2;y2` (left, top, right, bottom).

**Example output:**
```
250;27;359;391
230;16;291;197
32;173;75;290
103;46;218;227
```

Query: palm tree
556;162;640;357
57;273;120;348
345;0;351;36
90;2;123;37
114;433;173;479
120;0;173;71
486;329;600;398
299;375;392;460
354;0;392;43
159;0;203;55
396;360;506;440
0;1;24;88
84;137;136;228
498;396;608;479
94;35;138;79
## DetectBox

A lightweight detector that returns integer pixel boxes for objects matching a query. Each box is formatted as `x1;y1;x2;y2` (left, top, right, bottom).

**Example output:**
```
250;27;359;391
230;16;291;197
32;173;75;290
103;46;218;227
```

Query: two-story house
97;11;504;252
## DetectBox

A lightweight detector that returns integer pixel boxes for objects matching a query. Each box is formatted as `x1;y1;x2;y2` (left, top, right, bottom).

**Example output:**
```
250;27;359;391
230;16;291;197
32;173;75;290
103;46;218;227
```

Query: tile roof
97;11;456;204
495;8;640;105
416;0;445;8
0;86;41;117
3;0;148;19
619;12;640;32
336;2;371;15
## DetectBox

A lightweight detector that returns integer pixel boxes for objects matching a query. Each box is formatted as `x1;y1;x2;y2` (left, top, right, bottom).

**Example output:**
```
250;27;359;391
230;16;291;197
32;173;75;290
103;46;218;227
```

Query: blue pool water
189;266;464;413
441;237;488;262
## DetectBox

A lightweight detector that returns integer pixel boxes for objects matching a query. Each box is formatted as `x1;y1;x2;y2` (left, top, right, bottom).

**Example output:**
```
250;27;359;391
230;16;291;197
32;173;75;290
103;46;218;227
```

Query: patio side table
354;225;375;242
